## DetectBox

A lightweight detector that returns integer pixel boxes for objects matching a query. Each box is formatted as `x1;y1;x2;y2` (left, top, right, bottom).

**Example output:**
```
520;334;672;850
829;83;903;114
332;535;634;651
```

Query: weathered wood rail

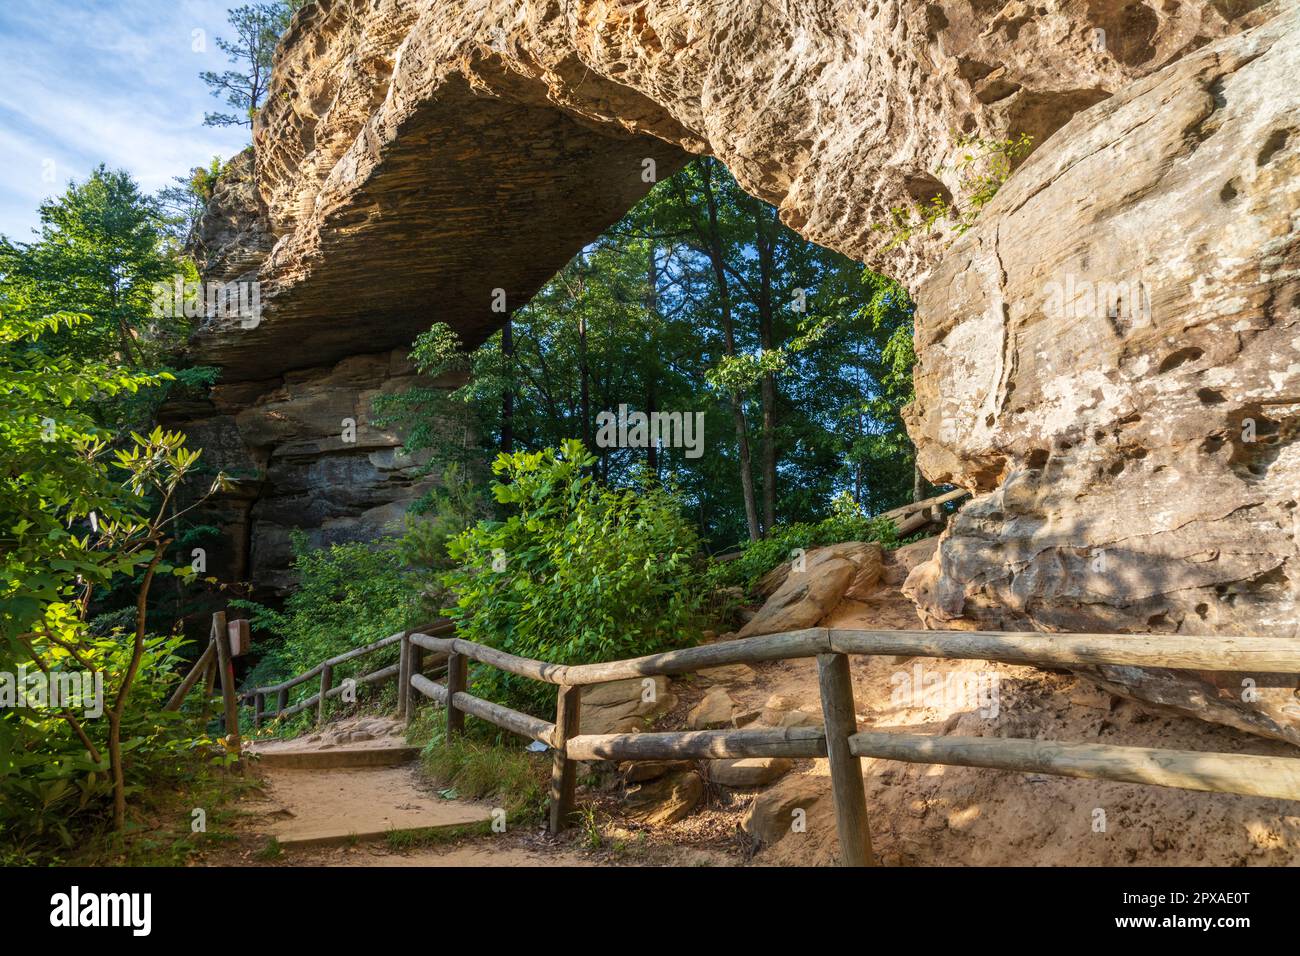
166;617;458;739
237;620;455;727
401;625;1300;867
172;609;1300;865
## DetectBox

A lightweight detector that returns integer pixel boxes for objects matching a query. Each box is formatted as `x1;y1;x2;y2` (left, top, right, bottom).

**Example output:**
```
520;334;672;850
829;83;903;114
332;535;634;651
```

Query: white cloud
0;0;254;239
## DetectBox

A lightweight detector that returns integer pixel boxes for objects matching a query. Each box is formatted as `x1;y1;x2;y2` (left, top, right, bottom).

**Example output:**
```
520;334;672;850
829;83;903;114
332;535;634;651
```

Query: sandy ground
219;546;1300;867
623;577;1300;866
254;764;492;846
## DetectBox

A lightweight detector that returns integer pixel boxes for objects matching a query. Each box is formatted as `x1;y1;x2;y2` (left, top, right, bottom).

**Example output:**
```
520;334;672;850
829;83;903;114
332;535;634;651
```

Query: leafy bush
1;312;229;846
234;467;484;708
233;533;421;694
709;501;900;596
440;440;705;715
0;632;220;855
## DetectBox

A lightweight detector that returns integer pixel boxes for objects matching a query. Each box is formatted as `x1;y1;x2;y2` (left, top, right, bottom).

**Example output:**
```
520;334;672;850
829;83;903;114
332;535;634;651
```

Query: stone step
260;765;494;849
249;741;420;770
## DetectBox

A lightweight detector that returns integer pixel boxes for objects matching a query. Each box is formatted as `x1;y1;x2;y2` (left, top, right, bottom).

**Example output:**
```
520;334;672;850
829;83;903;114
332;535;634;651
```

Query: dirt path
214;543;1300;867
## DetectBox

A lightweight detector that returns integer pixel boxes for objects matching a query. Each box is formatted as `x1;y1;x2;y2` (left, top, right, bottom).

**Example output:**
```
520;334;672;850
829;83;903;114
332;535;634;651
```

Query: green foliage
155;156;226;250
200;3;303;128
0;167;183;366
0;312;163;640
412;708;549;826
0;633;214;852
440;440;705;714
1;307;224;849
709;505;901;597
877;133;1035;248
380;158;924;547
234;533;420;691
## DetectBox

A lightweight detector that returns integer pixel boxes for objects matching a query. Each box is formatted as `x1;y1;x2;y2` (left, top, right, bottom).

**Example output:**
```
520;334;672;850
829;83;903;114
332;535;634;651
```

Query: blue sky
0;0;252;240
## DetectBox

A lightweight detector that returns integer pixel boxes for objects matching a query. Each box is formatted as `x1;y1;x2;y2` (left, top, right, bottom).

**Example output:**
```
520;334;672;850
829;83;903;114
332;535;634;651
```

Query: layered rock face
904;7;1300;743
195;0;1257;378
184;0;1296;735
164;349;462;595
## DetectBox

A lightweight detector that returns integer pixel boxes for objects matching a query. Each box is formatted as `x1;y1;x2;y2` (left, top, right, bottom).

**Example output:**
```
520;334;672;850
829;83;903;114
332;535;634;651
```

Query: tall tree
200;2;302;128
373;158;920;548
0;166;183;379
154;157;224;251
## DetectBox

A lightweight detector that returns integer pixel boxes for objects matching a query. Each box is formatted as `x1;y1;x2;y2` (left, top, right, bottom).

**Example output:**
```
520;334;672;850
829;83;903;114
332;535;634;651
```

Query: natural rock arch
195;0;1253;377
184;0;1300;741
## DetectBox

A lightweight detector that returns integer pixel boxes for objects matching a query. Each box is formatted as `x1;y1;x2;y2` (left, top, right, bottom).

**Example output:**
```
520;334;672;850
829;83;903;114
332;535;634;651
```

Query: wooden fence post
549;685;582;834
817;653;875;867
407;639;424;719
277;687;288;717
446;650;467;740
212;611;241;760
253;692;265;729
396;633;410;720
318;663;333;726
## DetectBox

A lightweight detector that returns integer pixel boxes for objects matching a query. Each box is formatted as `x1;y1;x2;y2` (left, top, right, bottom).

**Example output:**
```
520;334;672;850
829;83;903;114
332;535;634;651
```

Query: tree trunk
731;400;761;540
111;544;165;830
753;206;779;535
579;313;591;450
645;242;660;475
501;315;514;453
697;160;760;541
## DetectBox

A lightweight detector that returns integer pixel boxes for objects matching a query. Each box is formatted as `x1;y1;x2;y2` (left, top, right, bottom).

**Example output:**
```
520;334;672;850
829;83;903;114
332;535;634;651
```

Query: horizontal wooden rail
274;662;405;719
848;732;1300;802
827;629;1300;673
410;633;569;684
566;728;828;761
410;673;557;746
409;627;1300;689
876;487;970;523
238;620;455;723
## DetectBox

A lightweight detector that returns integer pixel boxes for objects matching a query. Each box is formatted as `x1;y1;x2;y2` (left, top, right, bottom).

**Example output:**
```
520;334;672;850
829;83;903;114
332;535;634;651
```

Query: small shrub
233;533;421;694
439;440;705;716
710;507;901;597
414;711;548;825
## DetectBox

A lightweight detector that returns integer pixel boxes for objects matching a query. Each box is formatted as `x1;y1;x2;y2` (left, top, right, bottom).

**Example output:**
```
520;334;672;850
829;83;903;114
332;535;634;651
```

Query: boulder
739;542;883;638
618;760;682;784
623;770;705;826
695;663;757;684
741;774;830;846
706;757;794;788
580;676;675;736
686;687;738;730
760;693;823;730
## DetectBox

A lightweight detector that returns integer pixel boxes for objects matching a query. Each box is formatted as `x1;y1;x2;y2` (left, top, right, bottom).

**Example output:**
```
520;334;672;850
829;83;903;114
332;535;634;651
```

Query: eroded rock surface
177;0;1295;739
195;0;1260;379
162;348;461;594
905;8;1300;742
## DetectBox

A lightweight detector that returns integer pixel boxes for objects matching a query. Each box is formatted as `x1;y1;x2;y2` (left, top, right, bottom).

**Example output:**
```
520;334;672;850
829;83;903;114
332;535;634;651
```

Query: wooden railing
400;626;1300;866
169;609;1300;865
164;614;456;752
237;619;455;727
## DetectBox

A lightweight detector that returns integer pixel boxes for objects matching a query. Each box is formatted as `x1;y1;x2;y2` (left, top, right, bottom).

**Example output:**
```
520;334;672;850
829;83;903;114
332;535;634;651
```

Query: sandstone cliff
182;0;1297;740
904;5;1300;742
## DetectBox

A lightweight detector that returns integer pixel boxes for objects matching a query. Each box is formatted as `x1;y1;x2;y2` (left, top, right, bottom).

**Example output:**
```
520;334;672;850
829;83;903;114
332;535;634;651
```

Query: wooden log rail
235;620;455;728
400;624;1300;867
